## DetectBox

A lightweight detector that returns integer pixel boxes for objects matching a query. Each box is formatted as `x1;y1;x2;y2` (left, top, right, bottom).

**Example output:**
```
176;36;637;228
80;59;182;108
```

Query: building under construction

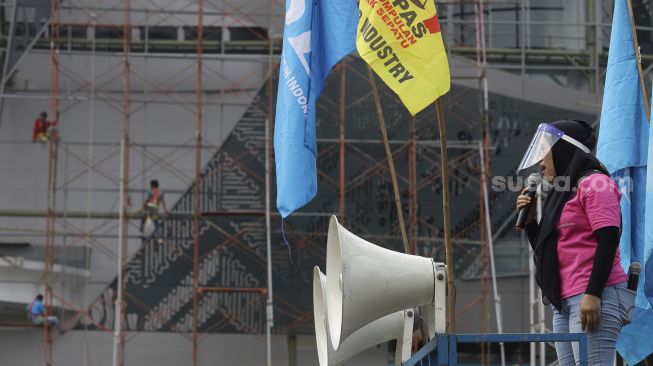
0;0;650;365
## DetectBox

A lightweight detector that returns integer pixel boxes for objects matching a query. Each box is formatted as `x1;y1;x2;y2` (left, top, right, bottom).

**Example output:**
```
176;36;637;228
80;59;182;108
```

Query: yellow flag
357;0;450;115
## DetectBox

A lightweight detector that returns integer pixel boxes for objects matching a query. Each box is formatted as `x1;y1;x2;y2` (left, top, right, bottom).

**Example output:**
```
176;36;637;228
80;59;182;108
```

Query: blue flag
274;0;356;218
597;1;653;364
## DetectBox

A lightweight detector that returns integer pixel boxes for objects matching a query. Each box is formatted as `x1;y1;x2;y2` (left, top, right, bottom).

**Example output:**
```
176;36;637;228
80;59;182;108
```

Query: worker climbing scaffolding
32;112;58;143
26;294;60;330
139;179;168;244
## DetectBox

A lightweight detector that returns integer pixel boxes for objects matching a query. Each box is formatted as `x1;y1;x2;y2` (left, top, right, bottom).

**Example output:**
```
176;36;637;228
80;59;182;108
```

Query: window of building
228;26;267;41
183;26;222;41
95;26;123;39
144;26;177;40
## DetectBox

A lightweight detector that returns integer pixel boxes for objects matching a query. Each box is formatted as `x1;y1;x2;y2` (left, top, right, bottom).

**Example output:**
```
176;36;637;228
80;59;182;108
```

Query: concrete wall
0;276;548;365
0;330;387;366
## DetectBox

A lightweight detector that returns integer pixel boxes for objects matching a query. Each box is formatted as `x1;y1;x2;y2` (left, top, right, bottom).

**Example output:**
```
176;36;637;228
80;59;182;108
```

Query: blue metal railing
403;332;588;366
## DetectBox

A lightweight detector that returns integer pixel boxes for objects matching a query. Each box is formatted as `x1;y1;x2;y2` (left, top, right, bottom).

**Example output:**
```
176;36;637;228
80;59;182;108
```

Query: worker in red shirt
32;112;57;143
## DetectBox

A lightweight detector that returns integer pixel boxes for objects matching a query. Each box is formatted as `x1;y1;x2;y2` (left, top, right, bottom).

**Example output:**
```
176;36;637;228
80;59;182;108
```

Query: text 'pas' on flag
357;0;451;116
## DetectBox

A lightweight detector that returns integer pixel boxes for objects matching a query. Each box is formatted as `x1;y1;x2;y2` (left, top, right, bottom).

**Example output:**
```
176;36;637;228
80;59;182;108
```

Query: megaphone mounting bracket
428;262;447;339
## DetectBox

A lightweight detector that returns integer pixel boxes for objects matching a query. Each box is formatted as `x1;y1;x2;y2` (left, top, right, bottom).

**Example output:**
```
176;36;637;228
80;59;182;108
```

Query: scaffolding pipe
594;0;601;99
528;222;535;366
264;1;276;363
537;183;545;366
61;134;69;330
0;138;484;148
339;63;346;223
197;287;268;294
83;14;97;366
0;209;336;219
112;138;126;366
522;186;544;366
588;0;597;94
43;0;61;364
112;1;131;365
479;142;506;366
192;0;203;364
476;1;497;364
265;117;274;366
0;0;19;127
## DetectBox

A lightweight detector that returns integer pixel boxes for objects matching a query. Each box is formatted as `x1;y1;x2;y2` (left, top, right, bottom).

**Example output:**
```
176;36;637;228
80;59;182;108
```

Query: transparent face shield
516;123;591;175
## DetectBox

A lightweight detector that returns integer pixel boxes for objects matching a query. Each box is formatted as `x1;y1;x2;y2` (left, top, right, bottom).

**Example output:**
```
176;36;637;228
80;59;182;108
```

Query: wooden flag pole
339;62;346;223
435;98;456;333
367;66;411;254
627;0;651;120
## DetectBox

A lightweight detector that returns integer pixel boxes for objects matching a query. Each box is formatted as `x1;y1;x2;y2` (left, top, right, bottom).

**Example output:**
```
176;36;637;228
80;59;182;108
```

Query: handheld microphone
628;262;642;291
515;173;542;231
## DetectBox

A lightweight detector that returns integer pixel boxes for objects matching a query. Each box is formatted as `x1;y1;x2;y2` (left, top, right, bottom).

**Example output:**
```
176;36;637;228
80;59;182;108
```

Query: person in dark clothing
515;120;635;365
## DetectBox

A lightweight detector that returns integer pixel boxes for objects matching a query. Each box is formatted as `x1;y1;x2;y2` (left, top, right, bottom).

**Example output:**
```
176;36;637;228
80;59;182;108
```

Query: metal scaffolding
20;1;283;365
43;0;62;365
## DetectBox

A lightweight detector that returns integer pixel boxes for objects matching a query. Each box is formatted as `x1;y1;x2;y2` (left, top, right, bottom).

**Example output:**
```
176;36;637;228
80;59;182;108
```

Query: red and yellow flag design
357;0;450;115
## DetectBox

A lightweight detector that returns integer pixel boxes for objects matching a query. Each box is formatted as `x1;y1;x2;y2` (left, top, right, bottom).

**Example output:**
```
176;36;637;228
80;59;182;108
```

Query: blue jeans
552;282;636;366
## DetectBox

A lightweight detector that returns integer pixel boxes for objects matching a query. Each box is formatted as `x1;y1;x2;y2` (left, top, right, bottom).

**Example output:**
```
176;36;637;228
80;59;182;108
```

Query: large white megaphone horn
313;267;413;366
325;215;446;350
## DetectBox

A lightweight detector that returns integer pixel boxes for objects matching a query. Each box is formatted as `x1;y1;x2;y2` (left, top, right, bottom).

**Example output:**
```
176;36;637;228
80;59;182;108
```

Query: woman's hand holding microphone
516;187;537;225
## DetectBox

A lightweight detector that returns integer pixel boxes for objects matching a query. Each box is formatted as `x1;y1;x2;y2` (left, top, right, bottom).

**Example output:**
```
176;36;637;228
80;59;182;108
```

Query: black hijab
532;120;610;310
